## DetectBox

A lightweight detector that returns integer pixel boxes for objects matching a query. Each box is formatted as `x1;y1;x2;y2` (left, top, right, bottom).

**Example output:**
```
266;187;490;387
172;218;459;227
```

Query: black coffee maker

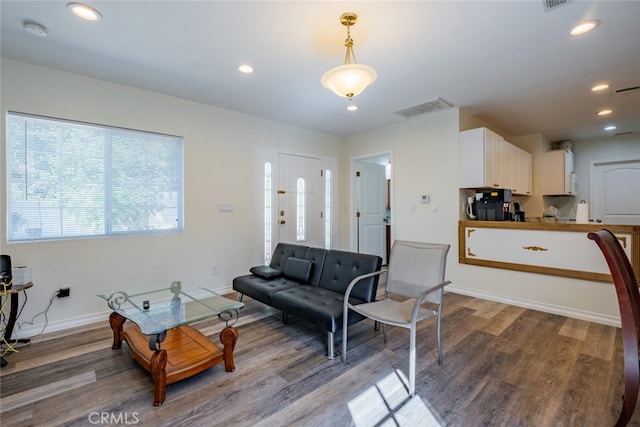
474;189;512;221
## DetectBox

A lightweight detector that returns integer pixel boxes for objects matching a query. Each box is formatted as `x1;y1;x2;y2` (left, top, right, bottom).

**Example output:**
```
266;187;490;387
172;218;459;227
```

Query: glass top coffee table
98;281;244;406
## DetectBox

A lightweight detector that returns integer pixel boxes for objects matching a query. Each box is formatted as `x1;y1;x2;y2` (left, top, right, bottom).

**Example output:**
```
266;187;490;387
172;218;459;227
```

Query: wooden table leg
220;326;238;372
109;312;126;349
150;349;168;406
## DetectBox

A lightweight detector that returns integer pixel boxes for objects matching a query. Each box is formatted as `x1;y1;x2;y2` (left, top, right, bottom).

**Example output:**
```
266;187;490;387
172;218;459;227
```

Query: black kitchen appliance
473;189;512;221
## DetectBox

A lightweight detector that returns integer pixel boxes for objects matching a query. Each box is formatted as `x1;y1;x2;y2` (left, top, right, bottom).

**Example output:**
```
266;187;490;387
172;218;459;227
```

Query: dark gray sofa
233;243;383;358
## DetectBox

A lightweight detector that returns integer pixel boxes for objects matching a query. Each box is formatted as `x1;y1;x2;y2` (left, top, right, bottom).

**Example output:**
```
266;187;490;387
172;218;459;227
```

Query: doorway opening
352;152;392;265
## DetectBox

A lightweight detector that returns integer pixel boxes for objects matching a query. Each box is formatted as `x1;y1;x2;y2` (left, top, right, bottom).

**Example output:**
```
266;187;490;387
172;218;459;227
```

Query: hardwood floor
0;292;637;426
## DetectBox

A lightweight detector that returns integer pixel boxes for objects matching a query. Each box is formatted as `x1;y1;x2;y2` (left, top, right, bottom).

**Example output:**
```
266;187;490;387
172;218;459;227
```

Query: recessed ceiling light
347;104;358;112
569;20;600;36
604;125;617;131
238;64;254;74
23;21;48;37
67;3;102;22
591;83;610;92
597;109;613;116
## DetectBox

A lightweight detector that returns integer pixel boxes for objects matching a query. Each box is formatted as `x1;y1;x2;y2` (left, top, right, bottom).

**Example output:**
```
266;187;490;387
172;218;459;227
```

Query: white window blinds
6;112;184;242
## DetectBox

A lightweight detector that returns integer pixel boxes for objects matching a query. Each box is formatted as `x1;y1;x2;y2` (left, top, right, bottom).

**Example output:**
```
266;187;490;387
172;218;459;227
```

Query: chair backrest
588;229;640;344
387;240;450;303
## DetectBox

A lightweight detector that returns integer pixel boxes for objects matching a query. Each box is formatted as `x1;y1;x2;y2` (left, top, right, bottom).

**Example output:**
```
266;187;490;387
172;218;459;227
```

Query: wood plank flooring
0;292;637;426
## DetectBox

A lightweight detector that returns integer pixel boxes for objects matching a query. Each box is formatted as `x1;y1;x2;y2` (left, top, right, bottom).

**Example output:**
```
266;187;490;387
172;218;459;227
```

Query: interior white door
591;159;640;224
278;153;323;247
356;161;387;263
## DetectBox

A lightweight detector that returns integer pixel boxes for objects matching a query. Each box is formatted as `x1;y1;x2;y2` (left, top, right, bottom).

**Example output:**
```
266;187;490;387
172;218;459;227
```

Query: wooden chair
588;229;640;426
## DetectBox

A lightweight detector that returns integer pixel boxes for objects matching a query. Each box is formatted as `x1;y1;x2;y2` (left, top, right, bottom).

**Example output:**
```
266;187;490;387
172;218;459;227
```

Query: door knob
280;220;286;224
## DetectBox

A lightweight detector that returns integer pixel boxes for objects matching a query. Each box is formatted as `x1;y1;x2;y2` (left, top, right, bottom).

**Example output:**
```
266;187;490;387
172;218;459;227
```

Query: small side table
1;282;33;368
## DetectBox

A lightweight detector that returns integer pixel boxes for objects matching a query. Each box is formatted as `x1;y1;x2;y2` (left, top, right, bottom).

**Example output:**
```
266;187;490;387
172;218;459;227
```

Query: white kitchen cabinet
460;128;532;195
542;149;574;195
502;141;517;192
515;147;532;195
459;127;504;188
502;142;531;195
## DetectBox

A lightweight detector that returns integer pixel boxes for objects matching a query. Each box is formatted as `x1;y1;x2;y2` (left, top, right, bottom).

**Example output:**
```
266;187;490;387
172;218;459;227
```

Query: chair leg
282;312;288;324
342;320;348;362
325;331;336;360
382;323;388;344
236;293;243;302
614;335;640;426
436;306;443;365
409;325;416;397
374;321;380;331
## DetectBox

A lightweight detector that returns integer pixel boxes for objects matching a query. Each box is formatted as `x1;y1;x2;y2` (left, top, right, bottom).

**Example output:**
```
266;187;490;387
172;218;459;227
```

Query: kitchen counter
458;220;640;282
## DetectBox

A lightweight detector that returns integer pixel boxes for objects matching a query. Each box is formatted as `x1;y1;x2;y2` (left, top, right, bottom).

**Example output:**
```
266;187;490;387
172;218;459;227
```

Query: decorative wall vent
394;98;454;118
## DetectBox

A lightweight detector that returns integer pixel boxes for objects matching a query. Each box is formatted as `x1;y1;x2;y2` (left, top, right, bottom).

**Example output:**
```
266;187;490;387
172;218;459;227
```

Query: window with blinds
6;112;184;242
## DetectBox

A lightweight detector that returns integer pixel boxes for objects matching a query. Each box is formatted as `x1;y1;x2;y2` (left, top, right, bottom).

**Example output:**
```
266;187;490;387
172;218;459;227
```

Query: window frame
5;111;185;243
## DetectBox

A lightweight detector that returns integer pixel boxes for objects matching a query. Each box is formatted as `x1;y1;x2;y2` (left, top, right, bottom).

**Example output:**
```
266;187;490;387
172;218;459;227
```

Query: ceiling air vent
542;0;573;12
394;98;454;119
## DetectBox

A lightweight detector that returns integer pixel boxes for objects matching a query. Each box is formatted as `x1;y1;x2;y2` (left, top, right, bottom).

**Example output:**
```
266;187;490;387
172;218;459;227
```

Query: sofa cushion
270;285;367;332
283;258;312;283
270;243;309;269
232;274;299;305
249;265;283;279
304;247;328;286
318;250;382;303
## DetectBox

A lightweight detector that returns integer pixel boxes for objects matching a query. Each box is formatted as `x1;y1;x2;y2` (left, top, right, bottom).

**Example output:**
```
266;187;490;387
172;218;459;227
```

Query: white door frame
350;151;393;260
255;146;338;264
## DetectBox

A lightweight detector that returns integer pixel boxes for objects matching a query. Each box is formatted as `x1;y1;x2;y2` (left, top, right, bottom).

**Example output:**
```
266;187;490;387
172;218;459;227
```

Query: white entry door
278;153;324;247
591;159;640;224
355;161;387;263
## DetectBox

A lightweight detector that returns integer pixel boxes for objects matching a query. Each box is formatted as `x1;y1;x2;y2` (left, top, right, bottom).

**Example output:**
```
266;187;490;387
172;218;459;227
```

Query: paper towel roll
576;202;589;224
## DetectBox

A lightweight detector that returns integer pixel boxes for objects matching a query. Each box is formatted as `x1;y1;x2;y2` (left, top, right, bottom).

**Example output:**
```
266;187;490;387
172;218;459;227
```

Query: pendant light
321;13;377;100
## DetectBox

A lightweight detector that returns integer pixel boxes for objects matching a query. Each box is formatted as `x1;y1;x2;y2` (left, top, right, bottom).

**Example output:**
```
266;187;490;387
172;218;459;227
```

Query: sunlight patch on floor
348;369;443;426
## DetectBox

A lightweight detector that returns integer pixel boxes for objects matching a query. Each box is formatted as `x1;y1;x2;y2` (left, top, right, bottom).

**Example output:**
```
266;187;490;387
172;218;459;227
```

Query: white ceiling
1;1;639;141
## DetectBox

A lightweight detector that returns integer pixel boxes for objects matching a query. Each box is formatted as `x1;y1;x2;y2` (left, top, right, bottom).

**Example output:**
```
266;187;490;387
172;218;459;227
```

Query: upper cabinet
459;127;532;195
541;149;575;195
459;127;504;189
504;143;533;195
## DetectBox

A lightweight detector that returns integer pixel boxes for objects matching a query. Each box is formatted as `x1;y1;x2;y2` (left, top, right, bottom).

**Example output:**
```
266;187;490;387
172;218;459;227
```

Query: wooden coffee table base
110;313;238;406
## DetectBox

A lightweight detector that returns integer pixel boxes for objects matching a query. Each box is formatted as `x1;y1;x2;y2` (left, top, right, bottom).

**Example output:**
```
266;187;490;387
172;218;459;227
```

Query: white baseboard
447;285;621;328
14;285;235;339
16;284;619;338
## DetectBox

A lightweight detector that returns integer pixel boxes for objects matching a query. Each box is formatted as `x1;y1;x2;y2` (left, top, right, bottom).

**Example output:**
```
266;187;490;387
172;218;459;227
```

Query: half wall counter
458;221;640;283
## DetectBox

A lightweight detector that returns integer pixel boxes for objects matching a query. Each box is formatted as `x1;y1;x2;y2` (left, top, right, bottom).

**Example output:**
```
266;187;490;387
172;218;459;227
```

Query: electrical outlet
58;287;70;298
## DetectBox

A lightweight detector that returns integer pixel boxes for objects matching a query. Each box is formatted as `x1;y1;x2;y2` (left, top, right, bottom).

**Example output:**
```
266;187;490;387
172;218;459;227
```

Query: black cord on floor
14;290;59;338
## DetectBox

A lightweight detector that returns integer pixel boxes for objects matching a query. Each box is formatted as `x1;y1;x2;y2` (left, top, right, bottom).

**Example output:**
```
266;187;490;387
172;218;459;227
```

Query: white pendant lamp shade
322;12;377;101
321;63;377;100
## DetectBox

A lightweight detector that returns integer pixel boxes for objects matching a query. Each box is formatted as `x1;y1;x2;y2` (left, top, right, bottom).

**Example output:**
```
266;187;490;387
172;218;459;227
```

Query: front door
277;153;324;247
591;159;640;224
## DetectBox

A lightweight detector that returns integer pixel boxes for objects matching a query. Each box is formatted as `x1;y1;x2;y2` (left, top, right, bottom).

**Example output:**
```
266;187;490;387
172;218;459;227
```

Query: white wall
345;110;621;326
573;133;640;207
0;59;343;335
1;59;624;338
